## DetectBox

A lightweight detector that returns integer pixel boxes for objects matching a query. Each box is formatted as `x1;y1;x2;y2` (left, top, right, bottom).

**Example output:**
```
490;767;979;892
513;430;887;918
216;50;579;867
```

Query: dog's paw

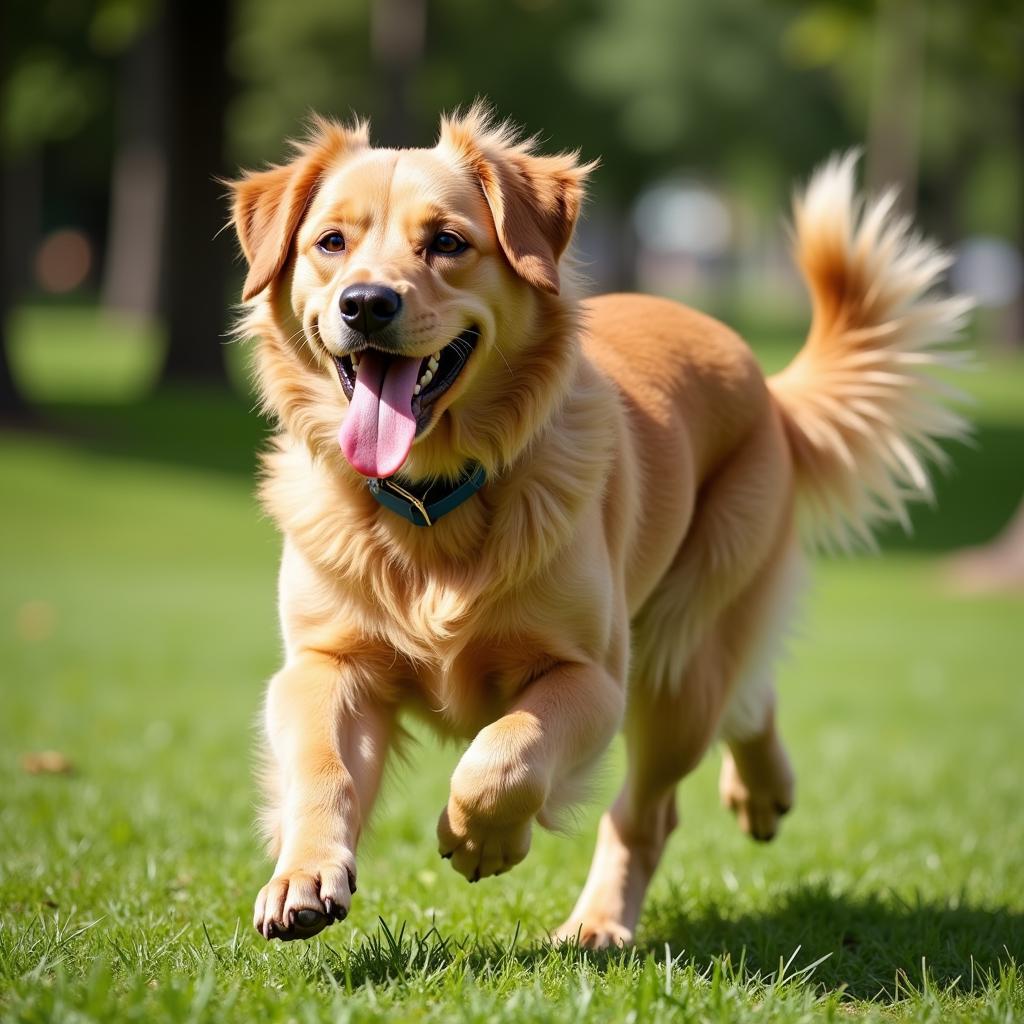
436;801;533;881
552;916;634;951
719;753;793;842
436;723;547;881
253;853;356;941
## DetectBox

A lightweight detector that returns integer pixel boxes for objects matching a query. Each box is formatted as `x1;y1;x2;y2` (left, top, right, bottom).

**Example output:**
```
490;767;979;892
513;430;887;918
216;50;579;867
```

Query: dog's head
230;105;595;480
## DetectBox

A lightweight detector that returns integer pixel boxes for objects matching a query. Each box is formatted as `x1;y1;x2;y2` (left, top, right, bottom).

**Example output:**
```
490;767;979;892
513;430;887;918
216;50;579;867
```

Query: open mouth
333;327;479;423
332;327;479;478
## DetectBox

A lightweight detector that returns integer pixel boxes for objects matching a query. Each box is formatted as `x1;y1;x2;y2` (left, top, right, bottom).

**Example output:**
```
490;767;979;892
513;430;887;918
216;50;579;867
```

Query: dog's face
231;108;594;480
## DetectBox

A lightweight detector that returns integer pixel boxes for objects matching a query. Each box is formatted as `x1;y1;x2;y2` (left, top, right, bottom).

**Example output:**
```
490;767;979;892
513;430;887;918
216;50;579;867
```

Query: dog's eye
317;232;346;254
430;231;468;256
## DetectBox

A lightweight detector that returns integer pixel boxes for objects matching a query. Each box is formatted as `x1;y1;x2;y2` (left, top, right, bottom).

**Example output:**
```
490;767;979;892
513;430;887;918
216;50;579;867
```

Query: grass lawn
2;306;1023;1022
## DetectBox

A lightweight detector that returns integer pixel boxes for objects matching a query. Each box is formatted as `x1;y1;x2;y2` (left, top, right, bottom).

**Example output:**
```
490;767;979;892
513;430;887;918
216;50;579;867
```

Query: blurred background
2;0;1023;402
1;5;1023;1012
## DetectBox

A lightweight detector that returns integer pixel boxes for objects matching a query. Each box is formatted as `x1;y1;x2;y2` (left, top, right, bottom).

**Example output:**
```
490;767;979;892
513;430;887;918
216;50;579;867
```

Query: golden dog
228;105;968;946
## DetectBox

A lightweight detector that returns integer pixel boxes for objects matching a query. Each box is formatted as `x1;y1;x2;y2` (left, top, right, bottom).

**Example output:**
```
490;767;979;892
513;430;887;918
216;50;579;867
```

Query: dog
228;104;969;947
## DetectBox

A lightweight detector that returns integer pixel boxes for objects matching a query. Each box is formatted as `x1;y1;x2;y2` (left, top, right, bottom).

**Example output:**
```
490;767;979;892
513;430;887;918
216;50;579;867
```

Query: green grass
2;307;1023;1022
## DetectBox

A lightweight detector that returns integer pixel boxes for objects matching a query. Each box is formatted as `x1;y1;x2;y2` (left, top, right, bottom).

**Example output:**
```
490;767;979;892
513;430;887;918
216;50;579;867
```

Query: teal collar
367;463;487;527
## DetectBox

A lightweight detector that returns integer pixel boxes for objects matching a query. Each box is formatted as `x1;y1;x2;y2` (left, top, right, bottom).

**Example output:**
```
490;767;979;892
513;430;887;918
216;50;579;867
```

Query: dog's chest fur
266;434;621;735
277;533;581;736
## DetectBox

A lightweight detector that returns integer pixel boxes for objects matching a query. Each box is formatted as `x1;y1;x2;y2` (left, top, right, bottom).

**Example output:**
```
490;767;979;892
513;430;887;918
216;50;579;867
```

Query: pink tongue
338;350;422;477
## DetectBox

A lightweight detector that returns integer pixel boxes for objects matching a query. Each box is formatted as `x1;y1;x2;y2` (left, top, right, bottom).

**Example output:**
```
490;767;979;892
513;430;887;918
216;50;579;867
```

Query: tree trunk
0;170;27;418
0;5;27;419
158;0;232;386
102;19;167;317
371;0;426;146
866;0;923;205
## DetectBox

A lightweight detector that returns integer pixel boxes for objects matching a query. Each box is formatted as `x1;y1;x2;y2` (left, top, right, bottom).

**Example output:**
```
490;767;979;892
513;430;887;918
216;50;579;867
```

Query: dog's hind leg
717;545;803;841
552;597;794;946
552;631;729;949
554;539;803;949
719;694;795;842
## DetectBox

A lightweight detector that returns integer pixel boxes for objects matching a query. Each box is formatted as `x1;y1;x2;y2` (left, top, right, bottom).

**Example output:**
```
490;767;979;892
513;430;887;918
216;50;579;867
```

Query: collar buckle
366;463;486;528
379;477;433;527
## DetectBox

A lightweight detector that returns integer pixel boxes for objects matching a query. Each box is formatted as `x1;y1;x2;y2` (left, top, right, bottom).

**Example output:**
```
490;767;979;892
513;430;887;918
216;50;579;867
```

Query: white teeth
415;359;434;393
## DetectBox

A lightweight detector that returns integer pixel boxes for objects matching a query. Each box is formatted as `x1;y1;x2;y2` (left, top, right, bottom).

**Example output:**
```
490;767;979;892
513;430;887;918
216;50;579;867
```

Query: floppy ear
229;117;369;301
440;105;596;295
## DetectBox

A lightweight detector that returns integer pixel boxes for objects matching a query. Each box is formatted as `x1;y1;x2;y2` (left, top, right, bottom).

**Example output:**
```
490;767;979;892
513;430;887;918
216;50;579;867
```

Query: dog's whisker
492;342;514;379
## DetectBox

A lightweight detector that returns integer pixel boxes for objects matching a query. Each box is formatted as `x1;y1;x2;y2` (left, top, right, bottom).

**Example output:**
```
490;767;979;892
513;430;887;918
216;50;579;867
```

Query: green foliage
228;0;373;165
221;0;1024;224
566;0;847;192
226;0;850;200
1;0;154;153
3;0;1021;246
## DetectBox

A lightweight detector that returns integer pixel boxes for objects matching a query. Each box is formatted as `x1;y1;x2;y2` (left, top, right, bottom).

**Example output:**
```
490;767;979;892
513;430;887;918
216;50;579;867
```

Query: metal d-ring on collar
367;463;487;527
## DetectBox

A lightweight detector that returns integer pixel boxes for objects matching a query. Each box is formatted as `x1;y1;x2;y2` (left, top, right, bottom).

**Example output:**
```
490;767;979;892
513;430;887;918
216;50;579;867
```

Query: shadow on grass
11;388;269;478
303;885;1021;1003
640;882;1024;1000
13;390;1023;552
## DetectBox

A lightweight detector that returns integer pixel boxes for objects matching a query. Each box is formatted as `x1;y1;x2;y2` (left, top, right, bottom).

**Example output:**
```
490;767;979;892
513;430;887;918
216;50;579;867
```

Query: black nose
339;283;402;337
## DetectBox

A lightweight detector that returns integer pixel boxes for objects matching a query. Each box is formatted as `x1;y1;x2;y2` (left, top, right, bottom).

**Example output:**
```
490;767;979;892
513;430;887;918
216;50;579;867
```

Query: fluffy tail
769;152;973;551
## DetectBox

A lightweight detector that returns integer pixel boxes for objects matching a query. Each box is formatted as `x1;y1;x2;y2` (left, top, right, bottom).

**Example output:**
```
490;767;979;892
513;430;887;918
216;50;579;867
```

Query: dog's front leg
437;661;624;881
254;652;394;941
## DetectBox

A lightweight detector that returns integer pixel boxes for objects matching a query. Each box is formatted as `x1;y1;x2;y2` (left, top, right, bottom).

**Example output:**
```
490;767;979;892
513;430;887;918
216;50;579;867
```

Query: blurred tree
865;0;923;200
229;0;375;165
559;0;848;197
230;0;622;171
0;177;21;417
371;0;426;147
0;1;19;417
102;13;166;317
930;0;1024;346
786;0;1023;342
1;0;115;415
2;0;234;390
158;0;232;385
